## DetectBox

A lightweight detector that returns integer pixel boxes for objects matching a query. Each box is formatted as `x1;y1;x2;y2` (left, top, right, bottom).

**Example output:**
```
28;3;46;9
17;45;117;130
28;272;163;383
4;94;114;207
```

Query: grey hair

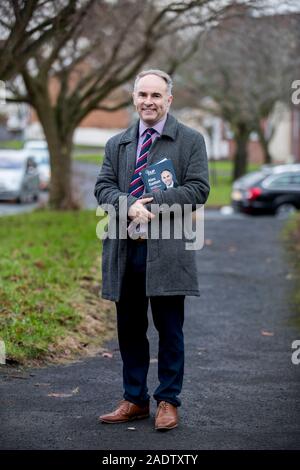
133;69;173;95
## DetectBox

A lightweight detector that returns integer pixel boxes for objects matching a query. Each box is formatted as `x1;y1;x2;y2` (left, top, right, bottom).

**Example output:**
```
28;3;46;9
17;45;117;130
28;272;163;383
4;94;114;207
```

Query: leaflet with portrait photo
139;158;178;192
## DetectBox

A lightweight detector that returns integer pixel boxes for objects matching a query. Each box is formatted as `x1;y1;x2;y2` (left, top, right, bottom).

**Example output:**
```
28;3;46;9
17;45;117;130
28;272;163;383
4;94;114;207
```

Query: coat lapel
148;114;178;165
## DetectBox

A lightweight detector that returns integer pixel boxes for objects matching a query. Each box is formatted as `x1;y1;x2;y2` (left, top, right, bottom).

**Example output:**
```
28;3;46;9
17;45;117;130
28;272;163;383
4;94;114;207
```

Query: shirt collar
139;114;168;137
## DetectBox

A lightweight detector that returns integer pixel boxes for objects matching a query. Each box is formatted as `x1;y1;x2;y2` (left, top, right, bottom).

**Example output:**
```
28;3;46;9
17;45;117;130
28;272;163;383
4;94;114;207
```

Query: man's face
133;74;173;125
161;170;173;186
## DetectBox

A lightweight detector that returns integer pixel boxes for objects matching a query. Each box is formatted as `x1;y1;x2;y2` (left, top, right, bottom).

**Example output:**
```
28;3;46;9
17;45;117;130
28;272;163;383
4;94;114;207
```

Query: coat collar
119;113;178;144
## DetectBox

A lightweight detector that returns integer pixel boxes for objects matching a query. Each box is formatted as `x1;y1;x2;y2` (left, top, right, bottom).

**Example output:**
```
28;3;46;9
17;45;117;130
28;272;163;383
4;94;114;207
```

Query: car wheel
275;203;297;218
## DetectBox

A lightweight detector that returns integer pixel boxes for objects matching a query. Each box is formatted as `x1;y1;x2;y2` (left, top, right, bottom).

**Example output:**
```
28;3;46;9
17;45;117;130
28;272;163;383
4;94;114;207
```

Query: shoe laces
118;400;131;413
159;401;170;413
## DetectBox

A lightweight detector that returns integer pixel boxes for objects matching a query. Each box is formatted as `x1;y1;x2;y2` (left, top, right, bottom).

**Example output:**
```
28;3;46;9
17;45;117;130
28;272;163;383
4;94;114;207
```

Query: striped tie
129;128;156;198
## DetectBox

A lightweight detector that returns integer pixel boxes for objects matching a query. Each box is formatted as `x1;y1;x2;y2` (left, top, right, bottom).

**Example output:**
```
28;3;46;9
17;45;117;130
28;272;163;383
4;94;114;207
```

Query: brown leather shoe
99;400;150;424
155;401;178;431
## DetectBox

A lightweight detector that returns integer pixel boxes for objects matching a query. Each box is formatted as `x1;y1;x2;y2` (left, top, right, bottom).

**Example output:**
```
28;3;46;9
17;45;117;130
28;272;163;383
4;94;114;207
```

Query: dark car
231;164;300;216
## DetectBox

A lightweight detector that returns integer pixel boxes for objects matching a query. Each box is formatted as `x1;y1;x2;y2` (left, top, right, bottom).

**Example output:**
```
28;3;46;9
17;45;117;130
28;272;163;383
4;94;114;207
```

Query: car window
291;173;300;186
265;174;293;188
24;141;48;150
0;158;24;169
236;171;265;185
30;155;49;165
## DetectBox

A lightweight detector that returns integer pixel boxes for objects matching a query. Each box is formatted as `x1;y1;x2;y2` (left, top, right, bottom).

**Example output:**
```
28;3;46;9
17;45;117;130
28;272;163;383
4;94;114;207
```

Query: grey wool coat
94;113;210;301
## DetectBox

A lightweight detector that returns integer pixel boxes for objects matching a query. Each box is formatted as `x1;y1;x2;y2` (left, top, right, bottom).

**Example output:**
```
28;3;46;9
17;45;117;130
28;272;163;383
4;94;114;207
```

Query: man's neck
139;114;168;136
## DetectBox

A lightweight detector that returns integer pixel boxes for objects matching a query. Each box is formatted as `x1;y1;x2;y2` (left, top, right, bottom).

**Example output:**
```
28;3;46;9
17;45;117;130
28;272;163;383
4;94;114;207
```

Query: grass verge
0;140;24;150
73;153;104;165
0;209;114;366
282;213;300;328
207;161;260;206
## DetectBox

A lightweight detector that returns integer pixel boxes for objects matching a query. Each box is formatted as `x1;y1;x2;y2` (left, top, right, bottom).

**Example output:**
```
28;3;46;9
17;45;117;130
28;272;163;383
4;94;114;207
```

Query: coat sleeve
94;139;137;215
146;133;210;210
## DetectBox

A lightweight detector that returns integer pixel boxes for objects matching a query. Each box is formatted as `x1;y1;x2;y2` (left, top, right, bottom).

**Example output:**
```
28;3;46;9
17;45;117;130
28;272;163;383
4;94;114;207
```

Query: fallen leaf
47;387;79;398
48;392;73;398
261;330;274;337
102;352;113;358
34;260;45;269
205;239;213;246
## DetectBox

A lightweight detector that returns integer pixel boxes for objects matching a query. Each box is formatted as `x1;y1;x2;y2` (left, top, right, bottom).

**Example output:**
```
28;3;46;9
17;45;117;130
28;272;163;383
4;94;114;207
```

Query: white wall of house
73;127;124;147
24;122;124;147
269;103;293;163
175;108;229;160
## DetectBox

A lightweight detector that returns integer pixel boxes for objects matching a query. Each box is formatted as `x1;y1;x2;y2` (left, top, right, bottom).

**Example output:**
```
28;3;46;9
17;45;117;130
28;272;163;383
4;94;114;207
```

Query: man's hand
128;197;155;223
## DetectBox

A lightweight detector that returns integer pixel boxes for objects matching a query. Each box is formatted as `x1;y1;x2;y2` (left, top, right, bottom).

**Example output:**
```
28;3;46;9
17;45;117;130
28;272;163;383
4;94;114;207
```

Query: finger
139;197;154;204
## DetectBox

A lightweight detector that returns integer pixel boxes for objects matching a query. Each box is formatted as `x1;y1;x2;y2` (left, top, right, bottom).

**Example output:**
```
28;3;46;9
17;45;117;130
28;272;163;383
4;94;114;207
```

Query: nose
144;95;153;106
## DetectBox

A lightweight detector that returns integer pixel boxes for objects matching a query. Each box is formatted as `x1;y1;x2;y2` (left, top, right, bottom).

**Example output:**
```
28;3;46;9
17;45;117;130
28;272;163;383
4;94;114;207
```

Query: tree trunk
48;136;77;210
232;123;251;181
36;103;78;210
256;125;272;165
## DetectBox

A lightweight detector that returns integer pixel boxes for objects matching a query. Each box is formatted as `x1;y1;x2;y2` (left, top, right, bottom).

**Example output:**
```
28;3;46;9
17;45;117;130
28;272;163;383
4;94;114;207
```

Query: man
94;69;210;431
160;169;177;189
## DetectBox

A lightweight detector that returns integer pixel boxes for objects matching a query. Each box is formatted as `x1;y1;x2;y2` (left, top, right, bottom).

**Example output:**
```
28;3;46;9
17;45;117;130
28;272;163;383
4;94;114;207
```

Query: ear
167;94;173;107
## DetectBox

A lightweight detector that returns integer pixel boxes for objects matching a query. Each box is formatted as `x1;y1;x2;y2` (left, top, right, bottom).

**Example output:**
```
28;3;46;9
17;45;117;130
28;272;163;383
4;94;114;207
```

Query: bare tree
0;0;86;81
177;7;300;179
5;0;232;209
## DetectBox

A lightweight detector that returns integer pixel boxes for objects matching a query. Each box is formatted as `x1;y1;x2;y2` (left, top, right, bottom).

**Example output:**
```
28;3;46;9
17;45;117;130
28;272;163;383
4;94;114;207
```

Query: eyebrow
137;91;162;96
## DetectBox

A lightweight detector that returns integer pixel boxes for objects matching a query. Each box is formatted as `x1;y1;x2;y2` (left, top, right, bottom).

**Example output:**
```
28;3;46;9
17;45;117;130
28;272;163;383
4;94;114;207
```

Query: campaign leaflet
139;158;178;192
127;158;178;239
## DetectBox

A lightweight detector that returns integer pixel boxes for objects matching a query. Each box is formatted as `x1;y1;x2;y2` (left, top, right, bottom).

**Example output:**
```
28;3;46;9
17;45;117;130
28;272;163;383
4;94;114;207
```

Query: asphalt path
1;215;300;450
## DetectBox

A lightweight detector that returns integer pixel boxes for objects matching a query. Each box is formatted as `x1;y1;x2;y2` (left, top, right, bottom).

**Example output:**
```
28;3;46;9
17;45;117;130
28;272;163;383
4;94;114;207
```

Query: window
265;174;293;188
291;173;300;186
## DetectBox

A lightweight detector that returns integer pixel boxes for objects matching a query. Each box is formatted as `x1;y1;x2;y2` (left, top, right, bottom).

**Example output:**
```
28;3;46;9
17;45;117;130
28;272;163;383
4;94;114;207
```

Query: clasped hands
128;197;155;224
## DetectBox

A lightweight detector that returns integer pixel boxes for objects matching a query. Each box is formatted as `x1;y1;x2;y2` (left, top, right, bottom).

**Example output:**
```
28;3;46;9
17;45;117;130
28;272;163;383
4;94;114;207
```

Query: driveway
1;214;299;450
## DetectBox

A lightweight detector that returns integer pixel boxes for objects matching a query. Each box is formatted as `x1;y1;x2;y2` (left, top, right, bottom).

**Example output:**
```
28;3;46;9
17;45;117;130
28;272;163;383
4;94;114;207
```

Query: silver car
0;150;40;203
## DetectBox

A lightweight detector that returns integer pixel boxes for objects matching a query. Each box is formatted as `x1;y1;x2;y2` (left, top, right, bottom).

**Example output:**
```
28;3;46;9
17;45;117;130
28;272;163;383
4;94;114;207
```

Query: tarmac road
1;214;300;450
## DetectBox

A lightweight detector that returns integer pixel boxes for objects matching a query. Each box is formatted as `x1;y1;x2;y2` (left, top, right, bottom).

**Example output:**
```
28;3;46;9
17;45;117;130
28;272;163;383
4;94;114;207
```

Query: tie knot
145;128;156;136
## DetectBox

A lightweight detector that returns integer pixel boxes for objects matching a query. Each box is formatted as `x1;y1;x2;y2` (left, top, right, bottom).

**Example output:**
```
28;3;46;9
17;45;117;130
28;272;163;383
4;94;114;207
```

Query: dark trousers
116;239;185;408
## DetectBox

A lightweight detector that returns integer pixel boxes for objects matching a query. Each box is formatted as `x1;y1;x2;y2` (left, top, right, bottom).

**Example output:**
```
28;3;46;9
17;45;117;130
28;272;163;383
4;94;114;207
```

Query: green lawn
207;160;260;206
0;140;24;150
0;209;113;364
73;153;104;165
